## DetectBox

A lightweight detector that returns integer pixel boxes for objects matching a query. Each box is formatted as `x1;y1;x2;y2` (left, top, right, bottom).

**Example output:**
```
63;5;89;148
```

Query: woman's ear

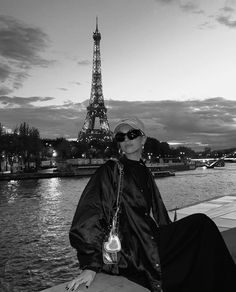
142;135;147;145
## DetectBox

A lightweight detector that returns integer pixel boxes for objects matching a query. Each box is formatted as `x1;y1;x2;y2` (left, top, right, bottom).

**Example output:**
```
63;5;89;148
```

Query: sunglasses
115;129;143;142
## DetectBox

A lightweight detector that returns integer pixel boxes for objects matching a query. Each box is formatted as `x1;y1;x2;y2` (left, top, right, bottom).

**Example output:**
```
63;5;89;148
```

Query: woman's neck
124;153;141;161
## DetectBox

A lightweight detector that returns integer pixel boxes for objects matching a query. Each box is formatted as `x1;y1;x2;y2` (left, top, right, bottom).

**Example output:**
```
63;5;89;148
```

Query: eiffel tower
78;18;113;143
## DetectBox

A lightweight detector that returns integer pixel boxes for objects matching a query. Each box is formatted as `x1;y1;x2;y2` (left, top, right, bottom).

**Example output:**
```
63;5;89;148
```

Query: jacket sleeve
69;160;117;272
148;173;172;226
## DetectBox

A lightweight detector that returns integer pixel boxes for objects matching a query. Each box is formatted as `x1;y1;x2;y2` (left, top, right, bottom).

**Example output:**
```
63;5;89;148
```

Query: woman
67;117;236;292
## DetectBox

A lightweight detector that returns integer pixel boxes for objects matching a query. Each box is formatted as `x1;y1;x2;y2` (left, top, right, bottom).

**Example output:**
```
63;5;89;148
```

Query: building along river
0;163;236;291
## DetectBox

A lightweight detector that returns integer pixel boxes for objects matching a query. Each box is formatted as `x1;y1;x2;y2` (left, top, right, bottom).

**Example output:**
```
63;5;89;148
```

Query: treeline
0;122;42;171
1;122;234;172
39;135;199;162
41;136;178;161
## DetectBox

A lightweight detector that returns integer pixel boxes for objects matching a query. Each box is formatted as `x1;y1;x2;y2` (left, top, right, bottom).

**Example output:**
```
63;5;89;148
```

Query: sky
0;0;236;150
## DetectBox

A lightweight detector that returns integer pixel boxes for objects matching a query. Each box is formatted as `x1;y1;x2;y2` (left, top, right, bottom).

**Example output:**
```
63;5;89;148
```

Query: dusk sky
1;0;236;150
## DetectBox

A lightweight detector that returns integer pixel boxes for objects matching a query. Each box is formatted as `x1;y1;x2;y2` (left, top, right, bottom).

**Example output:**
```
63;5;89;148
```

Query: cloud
179;1;198;12
0;86;12;95
198;21;215;30
217;15;236;27
156;0;236;28
155;0;203;14
0;95;54;108
78;60;90;66
0;15;49;64
0;63;11;81
215;2;236;28
0;15;53;94
155;0;175;4
1;97;235;150
0;102;85;138
221;6;235;13
107;97;236;150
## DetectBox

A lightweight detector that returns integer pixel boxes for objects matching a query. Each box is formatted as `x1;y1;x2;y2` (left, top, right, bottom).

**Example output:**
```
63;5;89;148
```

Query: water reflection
6;180;20;204
0;177;86;291
41;177;62;200
39;178;66;241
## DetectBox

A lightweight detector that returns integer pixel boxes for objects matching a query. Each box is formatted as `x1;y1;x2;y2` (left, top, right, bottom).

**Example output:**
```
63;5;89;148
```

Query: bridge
204;158;225;168
223;157;236;163
223;150;236;163
191;158;225;168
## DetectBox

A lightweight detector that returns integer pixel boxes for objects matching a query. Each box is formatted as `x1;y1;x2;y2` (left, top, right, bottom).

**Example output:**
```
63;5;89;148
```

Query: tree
54;138;72;160
0;123;5;171
160;142;171;157
144;137;161;159
28;127;43;169
14;122;42;171
174;146;197;158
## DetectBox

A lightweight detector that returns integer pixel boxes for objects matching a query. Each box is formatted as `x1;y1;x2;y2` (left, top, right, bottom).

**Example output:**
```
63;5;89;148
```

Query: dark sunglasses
115;129;143;142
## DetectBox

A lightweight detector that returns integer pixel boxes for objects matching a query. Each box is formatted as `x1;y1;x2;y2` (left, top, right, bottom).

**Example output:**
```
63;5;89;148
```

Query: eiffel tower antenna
78;18;113;143
96;15;98;31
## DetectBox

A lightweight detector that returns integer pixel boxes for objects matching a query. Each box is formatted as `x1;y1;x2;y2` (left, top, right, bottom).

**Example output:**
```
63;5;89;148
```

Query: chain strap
111;161;124;235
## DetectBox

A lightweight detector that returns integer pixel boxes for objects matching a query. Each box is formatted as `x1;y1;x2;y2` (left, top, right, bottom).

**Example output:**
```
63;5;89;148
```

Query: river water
1;164;236;291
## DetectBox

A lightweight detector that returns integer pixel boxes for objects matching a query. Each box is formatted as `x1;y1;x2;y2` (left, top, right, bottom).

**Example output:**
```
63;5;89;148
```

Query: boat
152;170;175;178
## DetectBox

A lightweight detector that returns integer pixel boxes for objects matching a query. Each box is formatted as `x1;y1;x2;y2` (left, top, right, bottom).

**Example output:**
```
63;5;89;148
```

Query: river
0;163;236;291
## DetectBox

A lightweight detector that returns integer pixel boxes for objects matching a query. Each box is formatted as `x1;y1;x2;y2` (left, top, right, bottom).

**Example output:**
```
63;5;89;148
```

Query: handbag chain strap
111;161;124;234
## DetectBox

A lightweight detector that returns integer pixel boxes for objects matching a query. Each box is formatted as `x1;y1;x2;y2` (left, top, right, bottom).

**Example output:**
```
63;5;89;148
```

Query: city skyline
0;0;236;150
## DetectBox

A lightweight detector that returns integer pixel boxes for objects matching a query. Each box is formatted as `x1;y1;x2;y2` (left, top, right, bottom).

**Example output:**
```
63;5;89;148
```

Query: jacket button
151;236;154;240
156;263;159;267
144;212;148;216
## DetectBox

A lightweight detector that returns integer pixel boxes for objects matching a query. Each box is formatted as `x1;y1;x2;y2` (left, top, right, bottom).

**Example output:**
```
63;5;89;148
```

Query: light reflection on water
0;164;236;291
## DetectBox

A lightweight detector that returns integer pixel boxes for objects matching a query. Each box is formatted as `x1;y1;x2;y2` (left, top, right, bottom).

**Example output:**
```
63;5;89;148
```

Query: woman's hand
66;269;96;291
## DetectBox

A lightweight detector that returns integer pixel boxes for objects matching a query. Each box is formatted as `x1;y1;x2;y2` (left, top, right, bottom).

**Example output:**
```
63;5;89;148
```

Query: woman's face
117;124;146;160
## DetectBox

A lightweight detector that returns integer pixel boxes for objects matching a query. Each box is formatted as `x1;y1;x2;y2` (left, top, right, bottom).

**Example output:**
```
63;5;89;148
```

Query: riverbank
0;166;98;181
0;169;177;181
0;162;196;181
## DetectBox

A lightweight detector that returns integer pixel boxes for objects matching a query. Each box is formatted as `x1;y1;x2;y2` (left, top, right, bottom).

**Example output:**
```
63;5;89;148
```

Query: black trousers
158;213;236;292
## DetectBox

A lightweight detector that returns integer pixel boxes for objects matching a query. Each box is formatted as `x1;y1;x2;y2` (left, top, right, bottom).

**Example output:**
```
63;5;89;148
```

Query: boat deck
41;195;236;292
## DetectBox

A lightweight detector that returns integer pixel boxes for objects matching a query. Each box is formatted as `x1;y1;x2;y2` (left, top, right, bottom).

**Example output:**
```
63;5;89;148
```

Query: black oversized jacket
69;157;171;291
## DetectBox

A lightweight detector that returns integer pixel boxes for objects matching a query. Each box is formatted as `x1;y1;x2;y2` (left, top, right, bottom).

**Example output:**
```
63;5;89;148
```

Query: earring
118;148;124;155
141;144;145;156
